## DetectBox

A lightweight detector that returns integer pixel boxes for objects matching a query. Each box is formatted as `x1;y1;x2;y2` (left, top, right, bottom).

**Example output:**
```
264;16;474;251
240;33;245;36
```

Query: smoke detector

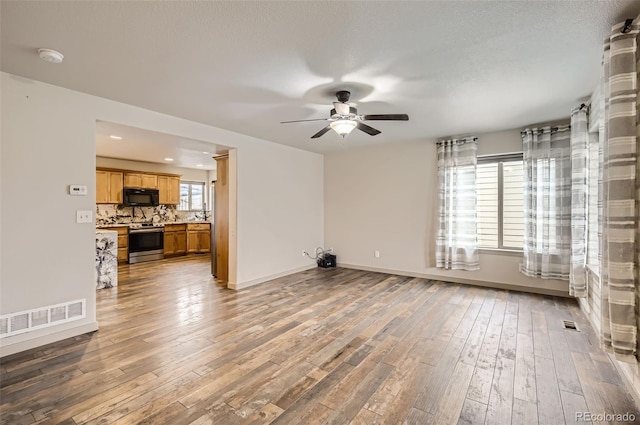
38;48;64;64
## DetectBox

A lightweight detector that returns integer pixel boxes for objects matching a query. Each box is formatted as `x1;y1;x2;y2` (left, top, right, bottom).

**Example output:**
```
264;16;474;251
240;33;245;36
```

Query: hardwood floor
1;256;639;424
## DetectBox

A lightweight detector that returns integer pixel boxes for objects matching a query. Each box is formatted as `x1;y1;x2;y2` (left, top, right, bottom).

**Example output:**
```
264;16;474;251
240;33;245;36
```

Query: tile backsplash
96;205;210;226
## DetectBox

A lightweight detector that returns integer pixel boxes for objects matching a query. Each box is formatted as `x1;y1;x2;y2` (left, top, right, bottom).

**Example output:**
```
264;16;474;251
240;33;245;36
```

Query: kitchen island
95;229;118;289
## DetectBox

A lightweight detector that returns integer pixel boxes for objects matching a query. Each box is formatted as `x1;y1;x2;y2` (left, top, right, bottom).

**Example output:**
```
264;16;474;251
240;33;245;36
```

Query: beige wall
96;157;209;183
96;157;211;208
1;72;324;355
324;128;569;296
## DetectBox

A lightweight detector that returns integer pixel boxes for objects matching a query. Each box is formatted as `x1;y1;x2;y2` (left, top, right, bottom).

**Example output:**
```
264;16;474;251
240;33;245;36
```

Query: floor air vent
562;320;579;331
0;299;85;338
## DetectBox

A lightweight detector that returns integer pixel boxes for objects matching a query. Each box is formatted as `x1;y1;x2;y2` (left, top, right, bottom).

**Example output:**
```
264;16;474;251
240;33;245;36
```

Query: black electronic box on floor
317;253;336;268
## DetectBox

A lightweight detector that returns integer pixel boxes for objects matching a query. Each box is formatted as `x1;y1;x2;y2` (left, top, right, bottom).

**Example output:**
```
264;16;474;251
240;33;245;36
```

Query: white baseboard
0;321;99;358
339;263;570;298
229;264;317;290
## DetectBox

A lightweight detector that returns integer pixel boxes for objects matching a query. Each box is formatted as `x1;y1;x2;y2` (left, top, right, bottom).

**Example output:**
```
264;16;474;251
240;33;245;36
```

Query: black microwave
123;188;160;206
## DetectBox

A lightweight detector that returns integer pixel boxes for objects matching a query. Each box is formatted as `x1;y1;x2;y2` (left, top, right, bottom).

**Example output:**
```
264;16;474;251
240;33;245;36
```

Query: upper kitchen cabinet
124;173;158;189
96;170;123;204
158;176;180;205
97;168;181;205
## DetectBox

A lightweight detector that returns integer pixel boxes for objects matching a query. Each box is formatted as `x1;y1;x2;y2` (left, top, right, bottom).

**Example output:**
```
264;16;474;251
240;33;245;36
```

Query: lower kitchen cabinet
164;224;187;257
98;226;129;263
187;223;211;253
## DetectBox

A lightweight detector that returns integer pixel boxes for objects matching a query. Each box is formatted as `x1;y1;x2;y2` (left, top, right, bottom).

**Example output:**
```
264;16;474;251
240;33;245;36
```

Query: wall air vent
562;320;579;331
0;299;85;338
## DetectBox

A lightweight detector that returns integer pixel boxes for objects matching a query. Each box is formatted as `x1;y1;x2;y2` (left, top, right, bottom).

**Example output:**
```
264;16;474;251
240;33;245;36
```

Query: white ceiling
2;1;639;155
95;121;222;171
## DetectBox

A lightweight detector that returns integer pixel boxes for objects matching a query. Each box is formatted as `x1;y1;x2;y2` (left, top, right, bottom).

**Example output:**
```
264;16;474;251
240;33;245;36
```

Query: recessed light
164;157;174;162
196;164;203;167
109;135;123;140
38;48;64;64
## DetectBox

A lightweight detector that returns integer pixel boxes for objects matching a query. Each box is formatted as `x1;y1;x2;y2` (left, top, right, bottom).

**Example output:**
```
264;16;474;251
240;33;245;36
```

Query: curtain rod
622;18;634;33
436;136;478;142
519;126;570;135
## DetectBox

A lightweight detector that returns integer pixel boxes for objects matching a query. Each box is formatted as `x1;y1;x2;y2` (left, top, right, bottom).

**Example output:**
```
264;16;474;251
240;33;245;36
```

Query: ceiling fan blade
362;114;409;121
311;125;332;139
280;118;328;124
356;122;381;136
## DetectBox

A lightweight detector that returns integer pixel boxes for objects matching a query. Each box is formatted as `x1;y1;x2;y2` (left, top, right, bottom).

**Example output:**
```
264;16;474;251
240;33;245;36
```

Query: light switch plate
76;210;92;223
69;185;87;196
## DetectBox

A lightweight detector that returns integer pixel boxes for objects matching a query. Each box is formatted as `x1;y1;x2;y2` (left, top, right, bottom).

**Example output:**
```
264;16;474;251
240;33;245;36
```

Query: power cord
303;246;333;260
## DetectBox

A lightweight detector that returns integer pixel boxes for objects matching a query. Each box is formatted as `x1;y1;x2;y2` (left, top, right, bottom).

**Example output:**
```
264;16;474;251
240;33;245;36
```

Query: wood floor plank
348;407;382;425
512;398;538;425
532;310;553;359
513;332;537;404
413;336;467;413
571;351;614;417
0;257;637;425
466;366;493;405
378;361;433;425
430;360;476;424
484;356;515;425
458;398;487;425
535;355;564;425
549;329;584;396
560;390;589;425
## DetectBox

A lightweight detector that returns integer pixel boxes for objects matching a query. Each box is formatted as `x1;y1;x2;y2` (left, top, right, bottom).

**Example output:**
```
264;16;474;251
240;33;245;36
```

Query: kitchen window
476;153;524;250
179;181;205;211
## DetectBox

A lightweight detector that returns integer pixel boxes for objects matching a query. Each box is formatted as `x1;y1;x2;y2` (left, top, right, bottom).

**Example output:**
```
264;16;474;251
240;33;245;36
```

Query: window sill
586;264;600;279
478;248;523;257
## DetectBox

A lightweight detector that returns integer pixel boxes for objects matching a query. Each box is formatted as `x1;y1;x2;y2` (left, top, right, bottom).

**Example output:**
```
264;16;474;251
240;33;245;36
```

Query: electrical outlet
76;210;92;223
374;250;380;258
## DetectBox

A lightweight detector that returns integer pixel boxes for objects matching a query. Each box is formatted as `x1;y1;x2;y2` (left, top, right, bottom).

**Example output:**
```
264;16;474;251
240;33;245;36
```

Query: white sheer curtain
570;106;589;297
520;126;572;280
436;138;479;271
600;17;640;362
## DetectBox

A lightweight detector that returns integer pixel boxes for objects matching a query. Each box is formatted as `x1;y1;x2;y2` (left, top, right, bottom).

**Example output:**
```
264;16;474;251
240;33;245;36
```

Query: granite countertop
97;221;210;229
96;229;118;234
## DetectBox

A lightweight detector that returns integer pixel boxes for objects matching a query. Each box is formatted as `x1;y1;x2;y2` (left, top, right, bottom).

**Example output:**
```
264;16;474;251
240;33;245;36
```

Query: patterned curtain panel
520;126;572;280
570;107;589;297
600;17;640;362
436;138;479;271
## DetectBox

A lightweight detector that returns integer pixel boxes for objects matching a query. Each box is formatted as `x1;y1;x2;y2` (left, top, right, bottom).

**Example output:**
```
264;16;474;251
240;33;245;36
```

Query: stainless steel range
129;223;164;264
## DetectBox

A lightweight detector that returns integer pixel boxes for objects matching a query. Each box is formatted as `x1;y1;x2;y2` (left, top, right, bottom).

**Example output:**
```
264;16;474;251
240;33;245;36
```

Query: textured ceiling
2;1;639;155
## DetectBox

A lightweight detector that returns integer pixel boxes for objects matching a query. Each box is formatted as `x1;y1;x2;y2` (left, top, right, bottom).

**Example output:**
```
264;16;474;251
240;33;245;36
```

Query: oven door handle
130;228;164;234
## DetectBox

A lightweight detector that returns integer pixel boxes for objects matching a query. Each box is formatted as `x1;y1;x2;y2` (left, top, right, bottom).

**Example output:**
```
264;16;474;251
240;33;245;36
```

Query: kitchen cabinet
187;223;211;253
124;173;158;189
158;176;180;205
98;226;128;263
116;227;129;263
96;170;124;204
164;224;187;257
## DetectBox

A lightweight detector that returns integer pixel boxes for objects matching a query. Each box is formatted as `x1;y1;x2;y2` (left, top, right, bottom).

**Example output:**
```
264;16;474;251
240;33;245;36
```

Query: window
586;126;604;274
476;154;524;250
179;181;205;211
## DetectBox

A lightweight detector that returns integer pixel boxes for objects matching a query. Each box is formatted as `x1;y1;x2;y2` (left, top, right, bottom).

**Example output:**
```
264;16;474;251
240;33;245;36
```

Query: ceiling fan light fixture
330;120;357;138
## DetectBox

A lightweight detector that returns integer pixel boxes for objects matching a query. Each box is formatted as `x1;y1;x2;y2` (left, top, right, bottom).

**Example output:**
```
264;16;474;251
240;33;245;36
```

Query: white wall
0;72;324;355
96;157;209;183
96;156;212;209
324;128;569;296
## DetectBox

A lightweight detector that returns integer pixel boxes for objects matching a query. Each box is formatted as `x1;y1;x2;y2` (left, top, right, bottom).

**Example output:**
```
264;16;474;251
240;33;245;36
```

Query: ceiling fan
281;90;409;139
